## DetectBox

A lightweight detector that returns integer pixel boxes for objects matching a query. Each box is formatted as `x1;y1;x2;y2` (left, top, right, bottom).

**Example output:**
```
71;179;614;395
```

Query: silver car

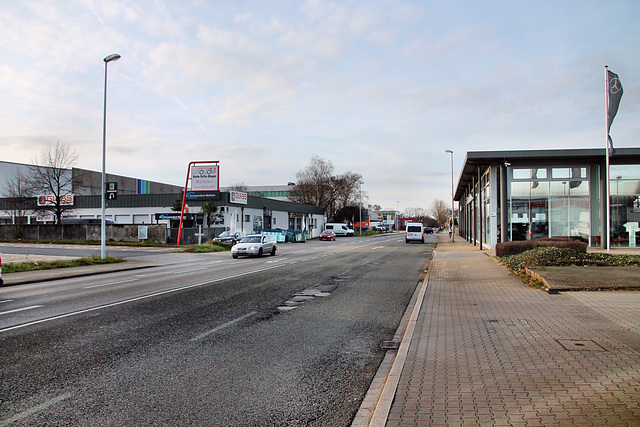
231;234;277;258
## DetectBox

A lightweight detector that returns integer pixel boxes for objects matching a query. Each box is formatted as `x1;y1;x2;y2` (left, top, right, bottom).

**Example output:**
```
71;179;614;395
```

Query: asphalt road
0;234;436;426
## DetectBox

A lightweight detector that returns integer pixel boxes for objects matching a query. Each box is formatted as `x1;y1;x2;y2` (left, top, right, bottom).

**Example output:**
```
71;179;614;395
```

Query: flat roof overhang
454;147;640;201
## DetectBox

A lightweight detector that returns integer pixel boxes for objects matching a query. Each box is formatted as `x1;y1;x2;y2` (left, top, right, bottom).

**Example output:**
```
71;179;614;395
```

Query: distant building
0;162;325;242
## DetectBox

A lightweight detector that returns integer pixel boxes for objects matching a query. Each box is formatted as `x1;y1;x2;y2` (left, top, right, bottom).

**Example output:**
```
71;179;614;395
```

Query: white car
231;234;277;258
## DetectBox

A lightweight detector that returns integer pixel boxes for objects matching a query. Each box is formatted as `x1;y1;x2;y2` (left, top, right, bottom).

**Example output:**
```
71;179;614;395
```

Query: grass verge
179;242;229;253
2;256;125;274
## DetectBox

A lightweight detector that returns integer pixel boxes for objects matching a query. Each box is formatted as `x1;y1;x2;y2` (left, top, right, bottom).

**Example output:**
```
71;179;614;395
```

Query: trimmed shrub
501;246;640;271
495;238;587;257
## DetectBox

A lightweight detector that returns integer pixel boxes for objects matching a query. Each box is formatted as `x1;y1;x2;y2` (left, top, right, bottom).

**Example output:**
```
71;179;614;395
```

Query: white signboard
230;191;248;205
190;164;219;191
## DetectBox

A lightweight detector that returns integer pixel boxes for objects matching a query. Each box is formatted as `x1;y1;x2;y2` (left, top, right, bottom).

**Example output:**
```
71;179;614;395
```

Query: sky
1;0;639;212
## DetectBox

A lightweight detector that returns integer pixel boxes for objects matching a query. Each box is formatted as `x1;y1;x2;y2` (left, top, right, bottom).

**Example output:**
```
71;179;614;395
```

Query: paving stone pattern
386;240;640;426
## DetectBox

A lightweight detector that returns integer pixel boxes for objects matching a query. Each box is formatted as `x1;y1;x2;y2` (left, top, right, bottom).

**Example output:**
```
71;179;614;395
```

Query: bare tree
1;169;36;237
331;171;364;222
405;207;433;223
429;199;450;227
30;141;79;224
288;155;363;221
288;155;335;212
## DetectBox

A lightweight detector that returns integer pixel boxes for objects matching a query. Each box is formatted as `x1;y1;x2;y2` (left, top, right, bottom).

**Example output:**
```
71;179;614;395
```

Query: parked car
319;230;336;241
374;224;387;232
424;226;434;234
231;234;277;258
213;231;246;245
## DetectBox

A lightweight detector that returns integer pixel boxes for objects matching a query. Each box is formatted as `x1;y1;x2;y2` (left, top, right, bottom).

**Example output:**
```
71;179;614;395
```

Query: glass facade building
454;148;640;249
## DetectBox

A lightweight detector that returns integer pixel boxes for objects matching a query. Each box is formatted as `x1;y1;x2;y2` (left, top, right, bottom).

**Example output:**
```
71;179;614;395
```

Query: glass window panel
530;181;549;197
610;165;640;180
610;179;640;195
532;168;547;179
512;169;531;179
511;181;533;197
551;168;570;179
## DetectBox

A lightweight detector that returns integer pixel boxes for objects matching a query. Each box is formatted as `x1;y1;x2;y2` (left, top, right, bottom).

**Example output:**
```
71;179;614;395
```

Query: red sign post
177;161;220;246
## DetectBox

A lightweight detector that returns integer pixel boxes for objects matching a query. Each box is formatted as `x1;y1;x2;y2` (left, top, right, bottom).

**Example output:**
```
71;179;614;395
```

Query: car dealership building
454;148;640;250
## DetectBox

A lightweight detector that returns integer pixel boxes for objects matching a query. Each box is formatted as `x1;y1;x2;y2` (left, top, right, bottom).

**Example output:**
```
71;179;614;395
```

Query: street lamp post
445;150;454;242
101;53;121;262
396;200;399;231
359;181;363;236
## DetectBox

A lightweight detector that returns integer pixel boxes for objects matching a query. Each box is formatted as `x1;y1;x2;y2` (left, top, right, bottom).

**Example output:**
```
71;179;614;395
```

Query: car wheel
271;246;276;256
258;248;263;257
232;254;238;259
405;239;409;243
421;238;424;243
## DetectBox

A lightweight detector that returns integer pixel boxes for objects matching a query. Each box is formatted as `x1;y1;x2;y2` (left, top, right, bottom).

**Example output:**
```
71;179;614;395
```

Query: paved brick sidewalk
386;237;640;426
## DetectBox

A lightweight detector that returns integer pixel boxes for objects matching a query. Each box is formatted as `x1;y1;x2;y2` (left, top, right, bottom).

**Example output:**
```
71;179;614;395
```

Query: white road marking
0;299;14;304
0;305;43;316
191;311;258;341
1;393;72;425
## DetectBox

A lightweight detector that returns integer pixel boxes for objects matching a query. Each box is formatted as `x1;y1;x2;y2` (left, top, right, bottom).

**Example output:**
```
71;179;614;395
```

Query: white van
405;222;424;243
324;223;355;237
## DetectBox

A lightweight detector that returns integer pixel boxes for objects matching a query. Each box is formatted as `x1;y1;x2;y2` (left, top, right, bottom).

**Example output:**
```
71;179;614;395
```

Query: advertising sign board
37;194;74;206
190;164;219;191
230;191;248;205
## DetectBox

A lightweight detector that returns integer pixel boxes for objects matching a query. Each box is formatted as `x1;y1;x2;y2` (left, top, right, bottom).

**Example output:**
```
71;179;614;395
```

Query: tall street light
101;53;121;262
359;180;363;236
445;150;454;242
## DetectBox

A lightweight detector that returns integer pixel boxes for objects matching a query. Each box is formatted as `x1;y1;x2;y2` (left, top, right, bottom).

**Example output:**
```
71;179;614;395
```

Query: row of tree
287;155;452;226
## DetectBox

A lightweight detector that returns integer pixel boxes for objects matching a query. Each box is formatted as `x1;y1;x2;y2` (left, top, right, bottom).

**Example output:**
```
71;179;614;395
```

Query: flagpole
605;65;611;254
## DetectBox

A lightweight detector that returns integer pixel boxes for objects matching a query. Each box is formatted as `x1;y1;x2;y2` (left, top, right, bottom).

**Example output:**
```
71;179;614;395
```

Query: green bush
501;246;640;272
495;238;587;257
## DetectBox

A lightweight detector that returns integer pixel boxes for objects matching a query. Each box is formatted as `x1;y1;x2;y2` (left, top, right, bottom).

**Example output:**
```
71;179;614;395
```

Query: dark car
319;230;336;241
424;227;434;234
213;231;246;245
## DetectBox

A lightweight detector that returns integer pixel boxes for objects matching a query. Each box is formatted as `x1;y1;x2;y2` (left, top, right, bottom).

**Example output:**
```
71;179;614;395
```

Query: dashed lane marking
0;305;44;316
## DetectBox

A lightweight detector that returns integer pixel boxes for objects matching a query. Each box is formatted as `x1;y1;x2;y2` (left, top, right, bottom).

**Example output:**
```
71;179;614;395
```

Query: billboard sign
190;164;219;191
37;194;74;207
230;191;248;205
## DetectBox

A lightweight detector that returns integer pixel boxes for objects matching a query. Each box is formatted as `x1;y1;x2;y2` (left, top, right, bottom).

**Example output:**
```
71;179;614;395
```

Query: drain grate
381;340;401;350
557;339;605;351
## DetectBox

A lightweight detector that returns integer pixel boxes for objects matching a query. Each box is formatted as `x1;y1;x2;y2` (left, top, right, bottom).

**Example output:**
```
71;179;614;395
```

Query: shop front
455;148;640;249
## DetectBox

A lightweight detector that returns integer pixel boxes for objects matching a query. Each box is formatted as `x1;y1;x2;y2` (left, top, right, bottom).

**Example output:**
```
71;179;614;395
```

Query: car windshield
322;230;332;234
218;232;231;238
240;236;261;243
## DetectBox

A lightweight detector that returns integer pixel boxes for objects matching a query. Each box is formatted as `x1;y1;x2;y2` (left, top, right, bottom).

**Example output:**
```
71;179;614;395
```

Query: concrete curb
351;248;436;427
